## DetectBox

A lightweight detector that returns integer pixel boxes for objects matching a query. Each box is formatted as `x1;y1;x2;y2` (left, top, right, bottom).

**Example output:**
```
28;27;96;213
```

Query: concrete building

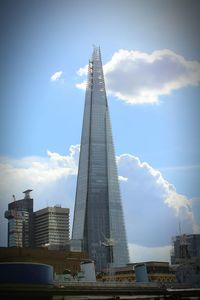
0;247;87;275
34;206;70;249
4;190;34;247
171;234;200;284
97;262;176;283
72;47;129;272
171;234;200;263
4;190;70;250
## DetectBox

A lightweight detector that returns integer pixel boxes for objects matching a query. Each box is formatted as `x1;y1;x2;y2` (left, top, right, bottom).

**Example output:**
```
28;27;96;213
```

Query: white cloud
47;144;80;171
117;154;199;246
118;175;128;182
77;65;88;76
75;80;87;90
0;145;79;191
76;49;200;104
50;71;63;82
0;145;199;259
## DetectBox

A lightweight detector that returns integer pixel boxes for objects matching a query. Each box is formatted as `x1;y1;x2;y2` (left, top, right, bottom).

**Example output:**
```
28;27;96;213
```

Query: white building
34;206;70;249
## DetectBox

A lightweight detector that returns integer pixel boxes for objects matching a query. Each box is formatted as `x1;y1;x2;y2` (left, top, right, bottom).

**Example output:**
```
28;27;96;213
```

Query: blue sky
0;0;200;263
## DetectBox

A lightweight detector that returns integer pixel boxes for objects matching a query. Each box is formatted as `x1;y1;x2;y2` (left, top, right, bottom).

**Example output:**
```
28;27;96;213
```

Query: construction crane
101;233;115;280
12;195;20;247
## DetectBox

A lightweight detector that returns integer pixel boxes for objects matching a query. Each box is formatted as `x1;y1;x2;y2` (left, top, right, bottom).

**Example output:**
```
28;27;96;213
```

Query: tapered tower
72;47;129;271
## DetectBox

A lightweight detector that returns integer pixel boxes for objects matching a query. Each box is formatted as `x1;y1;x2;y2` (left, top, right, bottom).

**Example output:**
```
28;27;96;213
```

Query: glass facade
72;47;129;271
5;193;34;247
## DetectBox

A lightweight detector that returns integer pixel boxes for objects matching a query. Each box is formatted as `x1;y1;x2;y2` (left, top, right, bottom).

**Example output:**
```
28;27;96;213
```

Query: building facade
171;234;200;284
5;191;70;250
171;234;200;264
4;190;34;247
97;262;176;283
0;247;87;275
34;206;70;249
72;47;129;271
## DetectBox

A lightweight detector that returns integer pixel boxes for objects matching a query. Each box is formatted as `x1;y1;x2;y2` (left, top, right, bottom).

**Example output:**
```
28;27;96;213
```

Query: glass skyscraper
72;47;129;271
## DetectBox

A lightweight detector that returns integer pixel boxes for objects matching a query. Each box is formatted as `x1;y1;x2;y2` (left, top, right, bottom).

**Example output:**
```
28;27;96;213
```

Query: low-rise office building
0;247;87;275
34;206;70;249
97;261;176;283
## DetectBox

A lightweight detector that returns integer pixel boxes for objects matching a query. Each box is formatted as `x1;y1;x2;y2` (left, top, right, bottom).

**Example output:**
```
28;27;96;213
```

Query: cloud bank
117;154;199;249
0;145;199;261
76;49;200;104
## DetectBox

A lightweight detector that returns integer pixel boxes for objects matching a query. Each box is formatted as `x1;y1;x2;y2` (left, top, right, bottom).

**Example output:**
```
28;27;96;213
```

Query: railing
53;280;200;290
53;280;160;288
